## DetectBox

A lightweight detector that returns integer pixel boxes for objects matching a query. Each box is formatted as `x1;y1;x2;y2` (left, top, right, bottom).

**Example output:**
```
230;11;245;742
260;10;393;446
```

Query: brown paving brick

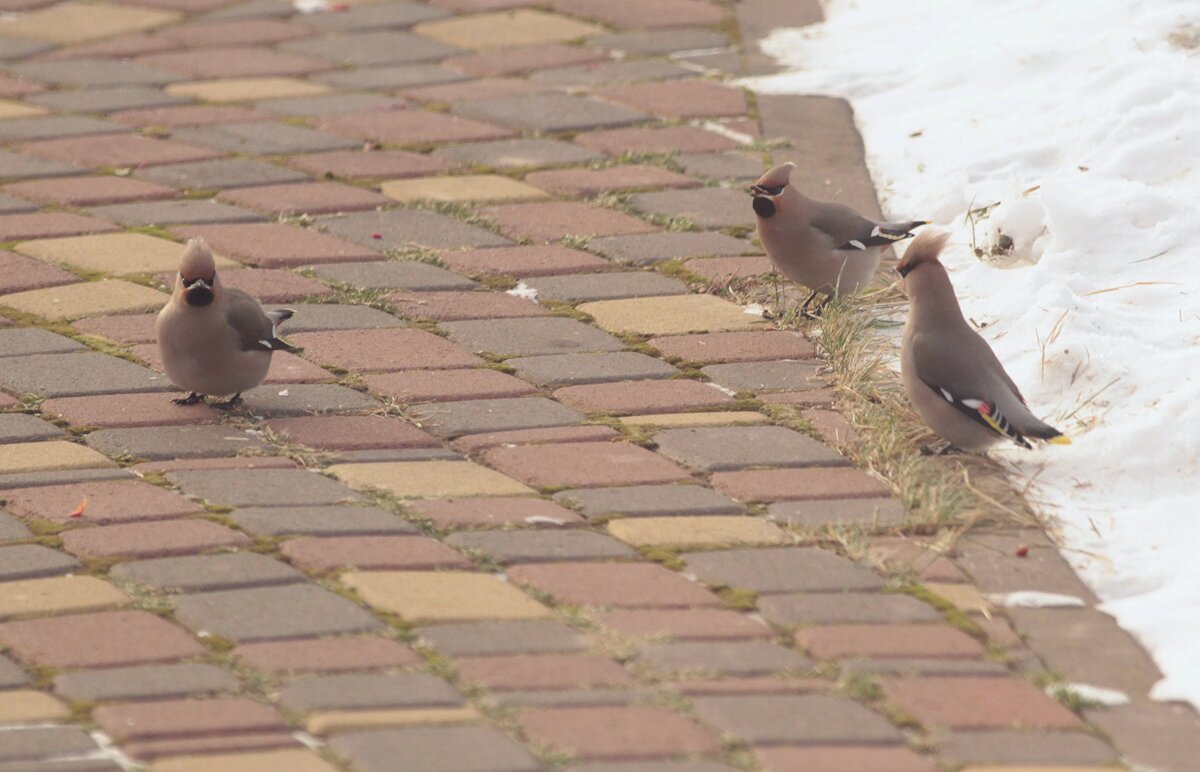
20;135;219;169
519;704;720;760
218;181;389;215
234;637;421;674
597;608;771;640
549;0;724;28
389;290;547;321
509;562;720;608
685;255;775;281
456;654;632;691
0;212;119;241
525;165;698;197
3;175;175;206
0;609;204;668
795;624;986;660
883;676;1085;730
291;328;482;372
710;467;890;502
402;76;551;104
408;497;584;529
265;415;439;451
575;125;739;156
365;368;538;403
649;331;815;364
452;425;619;453
281;535;471;572
2;479;203;524
61;518;251;559
447;43;606;77
654;426;844;471
554;380;732;415
94;697;286;742
213;267;334;303
173;222;376;267
755;746;937;772
0;249;79;293
318;109;513;146
439;245;610;278
289;149;450;180
482;201;657;242
112;104;273;127
597;80;747;120
484;441;691;488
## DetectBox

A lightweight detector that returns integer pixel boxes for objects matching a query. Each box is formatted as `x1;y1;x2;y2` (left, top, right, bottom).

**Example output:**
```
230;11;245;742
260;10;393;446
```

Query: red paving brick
481;201;657;242
438;245;610;277
519;705;721;760
234;637;422;674
4;176;176;206
597;608;772;640
649;330;816;363
553;379;732;415
388;290;548;321
0;213;120;241
287;150;450;180
882;676;1086;730
0;610;205;669
42;393;224;428
112;104;274;127
173;223;378;267
94;697;288;742
575;125;740;156
364;368;538;403
318;110;514;146
484;441;691;488
265;414;439;450
2;480;204;524
596;80;749;119
755;746;939;772
218;181;389;215
794;624;987;660
19;135;220;169
455;654;633;691
291;328;483;372
60;519;251;559
710;467;891;502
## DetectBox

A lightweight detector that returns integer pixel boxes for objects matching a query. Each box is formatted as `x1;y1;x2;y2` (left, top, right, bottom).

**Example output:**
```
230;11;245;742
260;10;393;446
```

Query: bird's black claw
920;443;962;456
213;393;243;410
172;392;203;406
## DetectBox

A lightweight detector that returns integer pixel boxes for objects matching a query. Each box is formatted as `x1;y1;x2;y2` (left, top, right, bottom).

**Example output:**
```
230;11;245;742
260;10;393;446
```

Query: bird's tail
1024;423;1072;446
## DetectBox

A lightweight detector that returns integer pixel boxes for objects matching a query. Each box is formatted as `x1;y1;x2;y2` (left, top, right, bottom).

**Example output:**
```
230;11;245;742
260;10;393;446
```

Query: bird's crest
897;229;950;276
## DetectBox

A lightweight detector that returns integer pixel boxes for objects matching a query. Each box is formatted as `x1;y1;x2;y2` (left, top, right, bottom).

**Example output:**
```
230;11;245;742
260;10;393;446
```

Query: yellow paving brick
0;441;118;475
2;2;180;43
0;101;48;120
0;575;130;620
925;582;992;614
0;279;166;320
579;295;766;336
381;174;548;204
618;411;770;428
306;706;480;734
343;571;550;622
0;690;70;723
607;516;789;548
166;77;330;103
414;10;604;50
328;460;533;499
150;749;338;772
16;233;237;277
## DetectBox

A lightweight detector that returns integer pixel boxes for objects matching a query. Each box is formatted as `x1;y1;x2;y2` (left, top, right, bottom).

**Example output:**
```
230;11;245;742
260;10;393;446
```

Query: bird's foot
172;392;203;406
920;442;963;456
797;290;829;320
213;393;243;410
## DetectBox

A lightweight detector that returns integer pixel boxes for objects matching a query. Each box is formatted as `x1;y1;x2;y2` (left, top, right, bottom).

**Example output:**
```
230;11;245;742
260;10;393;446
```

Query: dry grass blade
1082;281;1180;296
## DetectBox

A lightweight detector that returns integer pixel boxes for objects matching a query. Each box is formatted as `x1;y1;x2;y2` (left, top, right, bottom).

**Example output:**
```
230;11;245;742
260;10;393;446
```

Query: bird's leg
172;392;203;406
213;392;243;409
798;290;826;319
920;442;963;456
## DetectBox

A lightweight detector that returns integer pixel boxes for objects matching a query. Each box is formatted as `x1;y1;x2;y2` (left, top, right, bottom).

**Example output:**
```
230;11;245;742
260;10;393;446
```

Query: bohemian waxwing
898;229;1070;451
156;238;298;408
751;162;927;309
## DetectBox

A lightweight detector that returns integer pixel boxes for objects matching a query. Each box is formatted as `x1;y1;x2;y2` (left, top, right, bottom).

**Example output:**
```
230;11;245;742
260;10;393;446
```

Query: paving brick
266;304;404;333
555;380;731;416
412;396;583;438
318;109;512;147
173;583;383;642
692;693;900;745
483;201;657;243
653;426;845;472
684;255;775;281
621;412;768;429
555;484;744;518
509;562;720;608
0;440;117;474
228;505;415;539
239;383;380;417
758;592;941;626
447;43;605;78
292;328;484;372
433;137;600;169
20;134;219;170
530;58;695;88
310;263;477;294
940;729;1121;767
485;441;690;488
401;76;550;104
330;726;540;772
173;121;358;156
598;80;747;120
684;547;883;593
22;84;183;113
608;516;788;548
0;653;29;688
265;415;437;452
589;231;754;266
4;176;175;207
511;352;678;386
548;0;723;28
525;272;689;302
447;530;634;564
166;468;362;508
282;30;463;67
442;317;624;357
0;609;204;668
650;331;815;365
519;705;720;761
602;608;771;642
701;361;824;394
452;426;619;454
94;697;286;743
754;747;937;772
123;734;300;762
389;290;548;322
303;2;448;31
2;2;180;44
457;92;648;133
0;212;120;242
61;518;250;559
456;653;631;692
408;497;584;529
140;158;308;190
280;671;462;712
364;368;537;404
317;209;510;251
0;413;64;443
0;250;79;294
143;46;333;79
580;295;763;337
234;637;421;674
0;150;82;181
0;544;77;581
85;425;266;461
0;574;128;620
767;498;906;528
572;764;735;772
592;26;728;54
18;232;234;278
54;662;237;702
576;126;739;156
149;749;336;772
219;181;389;216
90;199;264;228
281;535;470;573
416;8;602;48
525;165;697;197
330;459;533;499
883;676;1084;730
0;726;102;764
110;552;303;593
382;174;547;205
676;150;765;181
955;529;1098;600
345;570;548;622
636;640;811;678
0;513;31;541
796;623;986;661
290;150;449;180
869;536;967;583
0;689;69;723
710;467;890;503
113;104;273;128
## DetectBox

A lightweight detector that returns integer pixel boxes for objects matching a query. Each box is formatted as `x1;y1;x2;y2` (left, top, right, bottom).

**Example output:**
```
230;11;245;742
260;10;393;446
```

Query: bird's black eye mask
750;185;784;219
182;274;215;288
896;264;914;278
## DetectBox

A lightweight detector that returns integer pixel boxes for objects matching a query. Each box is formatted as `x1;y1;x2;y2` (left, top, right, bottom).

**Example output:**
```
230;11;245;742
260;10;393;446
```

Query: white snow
1048;682;1133;708
992;591;1087;609
746;0;1200;707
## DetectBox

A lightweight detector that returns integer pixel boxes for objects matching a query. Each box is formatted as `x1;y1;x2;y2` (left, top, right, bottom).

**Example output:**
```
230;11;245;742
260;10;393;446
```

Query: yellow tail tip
1048;434;1072;445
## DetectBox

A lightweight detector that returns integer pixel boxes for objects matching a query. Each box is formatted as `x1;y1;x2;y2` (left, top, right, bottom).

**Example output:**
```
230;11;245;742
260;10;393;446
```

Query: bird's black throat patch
752;196;777;218
185;286;214;307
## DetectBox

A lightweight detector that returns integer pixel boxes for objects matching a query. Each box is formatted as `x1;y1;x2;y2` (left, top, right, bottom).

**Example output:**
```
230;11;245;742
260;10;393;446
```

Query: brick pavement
0;0;1194;770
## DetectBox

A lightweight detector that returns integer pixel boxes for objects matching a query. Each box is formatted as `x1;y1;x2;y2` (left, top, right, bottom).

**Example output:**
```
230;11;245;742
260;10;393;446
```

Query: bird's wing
810;202;927;251
225;290;298;353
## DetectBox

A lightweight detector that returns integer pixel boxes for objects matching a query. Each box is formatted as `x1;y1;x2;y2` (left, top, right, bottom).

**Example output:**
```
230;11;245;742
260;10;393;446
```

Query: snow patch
507;282;538;302
992;591;1087;609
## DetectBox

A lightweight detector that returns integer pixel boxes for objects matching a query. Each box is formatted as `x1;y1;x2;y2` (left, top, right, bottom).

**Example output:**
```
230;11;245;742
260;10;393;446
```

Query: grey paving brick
311;261;477;291
628;188;752;230
636;641;811;676
691;694;901;745
271;303;404;333
589;232;755;266
0;150;81;180
442;317;623;357
416;620;588;657
301;1;447;31
282;31;463;66
488;689;645;708
280;672;463;711
314;65;467;91
840;658;1009;677
166;468;363;508
766;498;906;528
0;726;100;763
573;763;735;772
0;469;135;491
684;547;884;593
939;729;1119;766
7;60;185;87
230;504;416;538
0;653;29;689
137;158;310;190
85;425;268;461
0;117;125;143
257;93;404;117
0;413;66;443
316;210;510;251
509;352;678;387
653;426;846;472
456;93;649;133
330;726;540;772
432;138;601;170
591;28;730;56
0;544;81;581
26;86;187;113
0;353;168;397
701;361;824;392
53;662;237;702
0;194;37;214
956;529;1099;601
1087;703;1200;772
676;152;765;181
90;199;264;226
110;552;305;593
409;397;584;439
758;592;942;626
525;272;688;302
555;485;745;518
241;383;381;417
530;60;695;87
447;530;635;564
173;583;383;642
0;38;53;61
174;122;359;155
0;512;32;541
0;329;84;358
